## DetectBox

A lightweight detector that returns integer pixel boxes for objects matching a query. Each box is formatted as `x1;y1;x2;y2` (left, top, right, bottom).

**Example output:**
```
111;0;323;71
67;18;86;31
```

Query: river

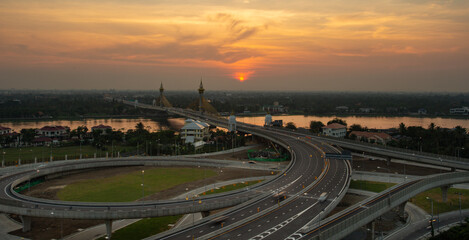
0;115;468;132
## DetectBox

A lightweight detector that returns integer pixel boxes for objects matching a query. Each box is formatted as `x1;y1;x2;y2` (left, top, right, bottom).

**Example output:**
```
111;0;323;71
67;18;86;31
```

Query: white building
0;126;12;135
36;126;69;137
450;106;469;115
322;123;347;138
228;114;236;132
265;113;272;126
180;119;210;148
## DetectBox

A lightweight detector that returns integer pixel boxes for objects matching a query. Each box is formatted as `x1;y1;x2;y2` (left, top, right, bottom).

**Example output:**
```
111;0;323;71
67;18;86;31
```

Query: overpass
0;99;351;240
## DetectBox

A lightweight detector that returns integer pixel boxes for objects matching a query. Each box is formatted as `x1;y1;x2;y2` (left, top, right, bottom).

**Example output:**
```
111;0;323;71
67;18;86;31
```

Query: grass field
349;179;396;193
95;180;264;240
409;187;469;214
57;168;217;202
96;216;182;240
1;145;133;165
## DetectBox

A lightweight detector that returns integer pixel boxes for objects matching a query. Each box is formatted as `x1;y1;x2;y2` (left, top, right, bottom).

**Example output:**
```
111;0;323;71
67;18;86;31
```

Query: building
180;119;210;148
450;106;469;115
349;131;393;145
417;108;427;115
91;124;112;134
265;113;272;126
262;102;287;114
0;126;11;135
335;106;349;112
359;108;375;113
322;123;347;137
228;113;236;132
36;126;69;138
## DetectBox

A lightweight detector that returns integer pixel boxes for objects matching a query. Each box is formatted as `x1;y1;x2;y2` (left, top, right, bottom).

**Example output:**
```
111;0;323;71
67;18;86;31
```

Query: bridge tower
159;82;164;107
198;79;205;113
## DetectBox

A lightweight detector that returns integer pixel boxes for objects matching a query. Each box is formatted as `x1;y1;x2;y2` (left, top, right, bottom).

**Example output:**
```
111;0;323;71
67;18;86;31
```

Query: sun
234;71;254;82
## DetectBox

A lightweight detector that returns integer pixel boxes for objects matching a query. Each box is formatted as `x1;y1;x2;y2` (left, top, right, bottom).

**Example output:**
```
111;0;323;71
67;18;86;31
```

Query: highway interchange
0;101;468;240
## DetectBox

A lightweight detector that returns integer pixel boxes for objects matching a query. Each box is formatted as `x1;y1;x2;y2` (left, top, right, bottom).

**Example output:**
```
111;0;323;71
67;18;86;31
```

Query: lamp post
426;197;434;237
455;192;463;224
141;170;145;204
377;166;391;183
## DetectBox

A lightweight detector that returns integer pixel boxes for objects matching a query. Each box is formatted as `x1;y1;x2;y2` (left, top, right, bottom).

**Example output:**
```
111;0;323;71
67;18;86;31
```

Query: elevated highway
0;100;351;240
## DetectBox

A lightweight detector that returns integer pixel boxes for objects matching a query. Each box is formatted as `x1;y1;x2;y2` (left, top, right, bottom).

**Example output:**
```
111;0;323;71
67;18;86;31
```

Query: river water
0;115;468;132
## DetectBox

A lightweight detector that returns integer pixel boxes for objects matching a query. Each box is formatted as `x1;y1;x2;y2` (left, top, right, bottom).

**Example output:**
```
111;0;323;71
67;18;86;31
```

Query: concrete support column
1;159;4;168
371;221;375;240
94;153;97;159
20;215;31;232
65;155;67;161
106;152;109;158
34;157;37;164
18;158;21;165
118;152;120;158
386;157;391;166
105;219;112;239
80;154;82;159
441;185;449;203
398;201;407;217
50;155;53;162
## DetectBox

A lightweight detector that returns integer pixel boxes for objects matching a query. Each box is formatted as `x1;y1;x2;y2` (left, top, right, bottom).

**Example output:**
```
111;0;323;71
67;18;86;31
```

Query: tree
327;118;347;126
309;121;324;133
285;122;297;130
399;123;406;135
349;124;367;132
20;128;36;144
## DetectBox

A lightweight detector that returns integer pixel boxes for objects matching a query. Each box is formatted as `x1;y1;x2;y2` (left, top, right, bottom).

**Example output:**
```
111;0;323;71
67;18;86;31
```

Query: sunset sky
1;0;468;91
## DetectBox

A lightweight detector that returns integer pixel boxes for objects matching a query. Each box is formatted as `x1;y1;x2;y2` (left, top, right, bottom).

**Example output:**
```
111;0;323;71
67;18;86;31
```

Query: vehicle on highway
318;192;328;202
248;161;256;164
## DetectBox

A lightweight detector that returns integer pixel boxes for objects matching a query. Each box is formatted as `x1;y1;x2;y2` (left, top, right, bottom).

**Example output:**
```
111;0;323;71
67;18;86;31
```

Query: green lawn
409;187;469;214
349;180;396;193
95;180;264;240
96;216;182;240
1;145;133;165
57;168;217;202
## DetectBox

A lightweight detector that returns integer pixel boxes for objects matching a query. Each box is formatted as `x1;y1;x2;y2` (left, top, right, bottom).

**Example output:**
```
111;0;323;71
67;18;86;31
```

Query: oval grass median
57;167;217;202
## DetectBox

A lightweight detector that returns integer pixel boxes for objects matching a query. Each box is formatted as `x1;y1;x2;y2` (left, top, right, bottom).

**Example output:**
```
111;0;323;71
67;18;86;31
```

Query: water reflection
0;115;467;132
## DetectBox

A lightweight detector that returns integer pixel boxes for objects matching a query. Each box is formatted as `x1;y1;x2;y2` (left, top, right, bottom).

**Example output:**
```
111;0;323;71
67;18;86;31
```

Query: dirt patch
11;166;271;240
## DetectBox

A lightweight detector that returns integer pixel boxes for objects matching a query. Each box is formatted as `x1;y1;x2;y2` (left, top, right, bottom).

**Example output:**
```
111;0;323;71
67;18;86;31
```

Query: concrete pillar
94;153;97;159
1;159;4;168
386;157;391;166
65;155;67;161
80;154;82;159
50;155;53;162
118;152;120;158
106;152;109;158
398;201;407;217
20;215;31;232
105;219;112;239
34;157;37;164
18;158;21;165
441;186;449;203
201;211;210;218
371;221;375;240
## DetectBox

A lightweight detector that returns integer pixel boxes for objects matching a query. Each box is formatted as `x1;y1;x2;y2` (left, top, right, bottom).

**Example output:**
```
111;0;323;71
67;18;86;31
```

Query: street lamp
377;166;391;183
455;192;463;224
426;197;434;237
141;170;145;202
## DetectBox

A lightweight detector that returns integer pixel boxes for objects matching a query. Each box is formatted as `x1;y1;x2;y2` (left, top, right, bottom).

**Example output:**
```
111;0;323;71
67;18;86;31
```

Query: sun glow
234;71;254;82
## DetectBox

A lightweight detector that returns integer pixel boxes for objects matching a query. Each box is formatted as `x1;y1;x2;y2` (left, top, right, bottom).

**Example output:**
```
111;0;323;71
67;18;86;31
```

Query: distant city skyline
1;0;469;92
